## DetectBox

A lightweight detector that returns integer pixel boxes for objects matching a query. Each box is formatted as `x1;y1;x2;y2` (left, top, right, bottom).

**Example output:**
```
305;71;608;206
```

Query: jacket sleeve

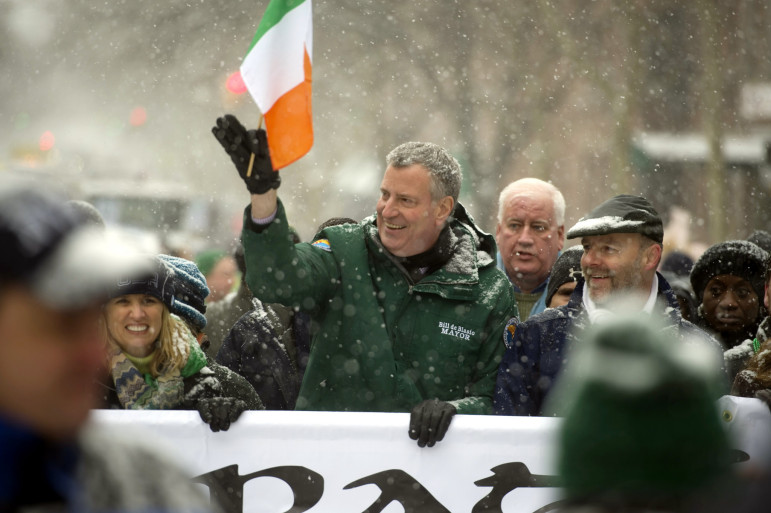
209;360;265;410
241;199;340;314
214;319;242;371
182;357;265;411
449;285;517;415
216;309;297;410
494;318;541;416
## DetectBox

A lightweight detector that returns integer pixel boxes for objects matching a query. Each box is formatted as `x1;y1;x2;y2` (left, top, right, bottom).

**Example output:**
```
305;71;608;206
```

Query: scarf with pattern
110;314;208;409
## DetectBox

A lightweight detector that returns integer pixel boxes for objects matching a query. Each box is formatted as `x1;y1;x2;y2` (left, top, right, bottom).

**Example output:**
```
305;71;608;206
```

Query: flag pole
246;113;265;178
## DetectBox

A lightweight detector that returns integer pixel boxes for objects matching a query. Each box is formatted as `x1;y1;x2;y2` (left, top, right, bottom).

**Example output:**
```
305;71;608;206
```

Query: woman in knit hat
690;240;768;356
99;256;255;431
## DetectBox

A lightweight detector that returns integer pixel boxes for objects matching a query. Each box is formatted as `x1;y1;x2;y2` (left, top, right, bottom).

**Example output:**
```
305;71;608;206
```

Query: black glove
212;114;281;194
756;389;771;413
408;399;457;448
196;397;248;432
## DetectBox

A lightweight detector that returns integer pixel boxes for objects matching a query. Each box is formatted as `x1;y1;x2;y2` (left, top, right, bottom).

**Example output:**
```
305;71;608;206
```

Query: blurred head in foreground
548;312;732;511
0;184;149;441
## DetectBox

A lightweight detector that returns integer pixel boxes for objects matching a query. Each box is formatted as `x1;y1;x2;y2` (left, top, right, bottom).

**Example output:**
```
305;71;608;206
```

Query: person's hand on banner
408;399;457;448
212;114;281;194
195;397;248;432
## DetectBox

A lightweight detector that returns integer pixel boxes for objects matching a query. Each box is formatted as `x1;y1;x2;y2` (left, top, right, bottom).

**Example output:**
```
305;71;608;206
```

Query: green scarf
110;315;208;409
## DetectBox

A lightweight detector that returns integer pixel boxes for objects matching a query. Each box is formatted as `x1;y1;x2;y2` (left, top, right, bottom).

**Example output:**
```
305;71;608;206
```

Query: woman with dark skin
690;240;768;381
699;273;760;348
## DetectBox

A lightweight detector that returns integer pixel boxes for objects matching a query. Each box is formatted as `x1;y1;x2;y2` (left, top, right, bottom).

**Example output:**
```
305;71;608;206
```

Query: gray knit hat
67;199;105;229
0;185;151;309
566;194;663;244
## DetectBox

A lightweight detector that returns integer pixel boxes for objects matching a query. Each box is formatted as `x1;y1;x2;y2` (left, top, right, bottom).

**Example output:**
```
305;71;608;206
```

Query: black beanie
747;229;771;255
110;257;176;310
690;240;768;303
566;195;663;244
545;246;584;307
660;250;694;278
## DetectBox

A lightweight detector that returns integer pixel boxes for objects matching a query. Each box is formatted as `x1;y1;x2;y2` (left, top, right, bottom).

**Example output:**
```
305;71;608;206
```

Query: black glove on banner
408;399;457;448
196;397;248;432
212;114;281;194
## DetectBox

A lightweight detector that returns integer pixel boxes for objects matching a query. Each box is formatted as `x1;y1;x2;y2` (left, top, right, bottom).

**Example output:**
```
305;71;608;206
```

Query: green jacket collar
362;203;497;293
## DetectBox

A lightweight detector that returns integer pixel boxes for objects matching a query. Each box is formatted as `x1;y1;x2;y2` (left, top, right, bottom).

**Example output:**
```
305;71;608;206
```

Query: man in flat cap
493;194;723;416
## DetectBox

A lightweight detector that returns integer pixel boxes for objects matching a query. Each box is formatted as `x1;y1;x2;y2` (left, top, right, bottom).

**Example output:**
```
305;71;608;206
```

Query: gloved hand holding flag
212;115;281;194
238;0;313;170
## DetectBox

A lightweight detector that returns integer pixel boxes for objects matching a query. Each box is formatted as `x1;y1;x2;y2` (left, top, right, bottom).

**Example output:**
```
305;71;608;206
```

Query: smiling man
494;194;723;416
213;116;516;447
495;178;565;320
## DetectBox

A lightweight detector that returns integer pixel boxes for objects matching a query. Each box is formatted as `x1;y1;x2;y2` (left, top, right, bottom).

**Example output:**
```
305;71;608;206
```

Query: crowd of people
3;113;771;511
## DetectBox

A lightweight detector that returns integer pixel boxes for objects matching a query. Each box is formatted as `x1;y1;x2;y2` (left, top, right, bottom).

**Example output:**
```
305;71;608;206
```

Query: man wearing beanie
495;194;723;416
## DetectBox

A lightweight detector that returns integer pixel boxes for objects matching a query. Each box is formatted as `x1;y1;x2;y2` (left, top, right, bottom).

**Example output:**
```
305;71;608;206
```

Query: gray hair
497;178;565;226
386;142;462;206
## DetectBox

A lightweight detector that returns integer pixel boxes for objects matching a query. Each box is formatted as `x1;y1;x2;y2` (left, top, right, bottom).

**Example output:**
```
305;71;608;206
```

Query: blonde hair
104;303;189;378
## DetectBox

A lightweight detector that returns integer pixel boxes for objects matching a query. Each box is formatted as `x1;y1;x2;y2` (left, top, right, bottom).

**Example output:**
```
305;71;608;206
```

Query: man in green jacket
213;115;516;447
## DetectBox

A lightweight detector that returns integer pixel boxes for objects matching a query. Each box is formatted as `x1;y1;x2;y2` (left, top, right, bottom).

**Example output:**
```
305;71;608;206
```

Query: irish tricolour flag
240;0;313;169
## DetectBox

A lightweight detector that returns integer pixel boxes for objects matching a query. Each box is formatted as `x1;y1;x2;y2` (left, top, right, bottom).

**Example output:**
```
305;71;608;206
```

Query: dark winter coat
732;316;771;397
494;273;725;416
100;355;263;412
216;298;311;410
724;316;770;385
0;417;214;512
692;307;763;354
204;285;255;359
241;200;516;413
692;309;763;385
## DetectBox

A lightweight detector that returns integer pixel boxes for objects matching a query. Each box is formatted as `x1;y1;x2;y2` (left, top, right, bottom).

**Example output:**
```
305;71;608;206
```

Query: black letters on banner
344;469;451;512
193;465;324;512
473;463;563;513
194;462;566;513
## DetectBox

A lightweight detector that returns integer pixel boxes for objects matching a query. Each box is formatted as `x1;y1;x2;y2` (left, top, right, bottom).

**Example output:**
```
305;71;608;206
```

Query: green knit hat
195;248;228;277
547;314;731;506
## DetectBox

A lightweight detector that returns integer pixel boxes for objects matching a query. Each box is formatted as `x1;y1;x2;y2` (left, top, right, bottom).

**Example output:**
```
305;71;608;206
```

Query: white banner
91;396;771;513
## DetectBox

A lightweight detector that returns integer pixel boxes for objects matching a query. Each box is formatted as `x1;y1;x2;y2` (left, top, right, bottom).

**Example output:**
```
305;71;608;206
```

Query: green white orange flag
240;0;313;169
